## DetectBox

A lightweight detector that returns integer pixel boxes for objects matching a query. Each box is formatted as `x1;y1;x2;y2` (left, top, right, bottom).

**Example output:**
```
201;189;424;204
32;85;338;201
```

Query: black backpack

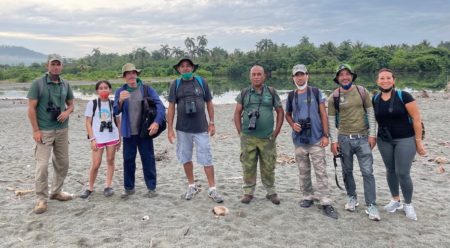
139;84;167;139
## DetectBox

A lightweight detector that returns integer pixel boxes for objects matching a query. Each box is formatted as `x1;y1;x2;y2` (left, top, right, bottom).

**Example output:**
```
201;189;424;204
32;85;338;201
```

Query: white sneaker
344;196;359;212
403;204;418;221
365;204;381;221
384;200;403;213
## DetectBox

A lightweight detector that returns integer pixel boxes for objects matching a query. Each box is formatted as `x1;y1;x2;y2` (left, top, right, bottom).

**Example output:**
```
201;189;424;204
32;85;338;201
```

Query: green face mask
181;72;193;80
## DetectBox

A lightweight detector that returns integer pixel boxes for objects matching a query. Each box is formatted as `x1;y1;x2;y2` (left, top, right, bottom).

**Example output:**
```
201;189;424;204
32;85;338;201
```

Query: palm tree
184;37;196;58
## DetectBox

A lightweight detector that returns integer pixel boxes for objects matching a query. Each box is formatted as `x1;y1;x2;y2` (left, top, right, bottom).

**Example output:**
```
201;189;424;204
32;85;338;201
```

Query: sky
0;0;449;58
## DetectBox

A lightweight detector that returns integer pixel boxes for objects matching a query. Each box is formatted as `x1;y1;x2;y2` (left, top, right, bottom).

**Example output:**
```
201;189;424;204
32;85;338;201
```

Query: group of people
27;54;426;222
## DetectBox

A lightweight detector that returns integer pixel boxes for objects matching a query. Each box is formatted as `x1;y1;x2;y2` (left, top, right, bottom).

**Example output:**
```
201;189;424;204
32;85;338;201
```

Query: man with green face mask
167;58;223;203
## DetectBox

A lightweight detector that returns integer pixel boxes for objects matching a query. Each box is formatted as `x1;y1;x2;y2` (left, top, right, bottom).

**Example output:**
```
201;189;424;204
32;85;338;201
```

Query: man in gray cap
167;58;223;203
27;54;75;214
327;64;379;221
285;64;338;219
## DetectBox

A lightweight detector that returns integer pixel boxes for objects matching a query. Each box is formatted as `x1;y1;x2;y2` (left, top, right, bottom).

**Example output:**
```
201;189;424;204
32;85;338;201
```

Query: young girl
81;80;121;198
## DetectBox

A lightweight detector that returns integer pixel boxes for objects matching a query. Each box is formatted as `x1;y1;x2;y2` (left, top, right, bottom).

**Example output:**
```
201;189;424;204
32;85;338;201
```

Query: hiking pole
333;153;345;191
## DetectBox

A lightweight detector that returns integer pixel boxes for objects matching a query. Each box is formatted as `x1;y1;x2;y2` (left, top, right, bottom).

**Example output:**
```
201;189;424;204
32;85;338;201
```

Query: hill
0;45;47;65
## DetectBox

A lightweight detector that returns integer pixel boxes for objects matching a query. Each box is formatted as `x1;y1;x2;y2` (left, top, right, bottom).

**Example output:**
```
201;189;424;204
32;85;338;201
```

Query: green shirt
236;85;282;138
27;73;74;130
327;86;372;135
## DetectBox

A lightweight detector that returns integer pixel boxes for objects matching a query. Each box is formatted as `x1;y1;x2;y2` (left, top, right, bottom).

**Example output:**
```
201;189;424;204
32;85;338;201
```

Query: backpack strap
355;85;367;113
267;86;276;106
310;86;321;114
175;76;206;102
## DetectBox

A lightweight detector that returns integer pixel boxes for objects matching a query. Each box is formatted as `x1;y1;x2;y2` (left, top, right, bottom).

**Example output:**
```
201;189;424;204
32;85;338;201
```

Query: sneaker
365;204;381;221
240;194;253;204
120;189;135;199
49;192;73;201
323;205;338;219
208;189;223;203
344;196;359;212
146;189;158;198
299;199;314;208
80;189;93;199
34;200;47;214
185;185;199;200
266;194;281;205
384;200;403;213
103;187;114;197
403;204;418;221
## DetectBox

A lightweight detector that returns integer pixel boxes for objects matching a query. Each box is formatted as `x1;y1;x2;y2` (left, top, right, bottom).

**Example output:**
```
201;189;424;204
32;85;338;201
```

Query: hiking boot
344;196;359;212
103;187;114;197
208;189;223;203
146;189;158;198
384;200;403;213
34;200;47;214
240;194;253;204
49;192;73;201
185;185;199;200
80;190;93;199
403;204;418;221
323;205;338;219
120;189;135;199
365;204;381;221
299;199;314;208
266;194;281;205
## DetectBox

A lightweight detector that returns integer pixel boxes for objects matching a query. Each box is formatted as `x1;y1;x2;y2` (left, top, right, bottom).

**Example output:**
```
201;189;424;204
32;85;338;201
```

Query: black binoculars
100;121;113;132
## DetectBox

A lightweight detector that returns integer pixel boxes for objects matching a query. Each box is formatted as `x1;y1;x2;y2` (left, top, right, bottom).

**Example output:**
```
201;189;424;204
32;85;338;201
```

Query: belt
340;134;367;139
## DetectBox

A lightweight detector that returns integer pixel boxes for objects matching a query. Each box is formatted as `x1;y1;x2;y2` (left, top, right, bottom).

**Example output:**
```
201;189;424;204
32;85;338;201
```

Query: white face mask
296;81;308;90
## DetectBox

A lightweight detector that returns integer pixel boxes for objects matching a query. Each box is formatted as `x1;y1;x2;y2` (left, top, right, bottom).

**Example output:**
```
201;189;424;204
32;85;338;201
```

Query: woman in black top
373;68;426;221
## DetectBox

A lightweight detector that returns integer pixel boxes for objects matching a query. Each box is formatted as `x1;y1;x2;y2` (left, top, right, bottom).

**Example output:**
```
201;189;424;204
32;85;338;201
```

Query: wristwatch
209;121;215;125
322;133;329;138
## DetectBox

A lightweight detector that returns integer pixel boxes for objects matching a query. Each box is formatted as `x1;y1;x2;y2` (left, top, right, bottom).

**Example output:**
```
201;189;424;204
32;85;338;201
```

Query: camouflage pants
240;134;276;195
295;143;332;205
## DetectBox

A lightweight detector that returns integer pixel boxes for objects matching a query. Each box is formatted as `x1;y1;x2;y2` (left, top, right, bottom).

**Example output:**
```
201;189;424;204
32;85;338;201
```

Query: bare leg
105;146;116;188
183;161;194;185
204;165;216;187
88;148;104;191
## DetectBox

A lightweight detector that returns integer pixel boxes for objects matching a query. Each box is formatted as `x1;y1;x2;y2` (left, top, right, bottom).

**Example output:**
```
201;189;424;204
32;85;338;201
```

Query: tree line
1;36;449;83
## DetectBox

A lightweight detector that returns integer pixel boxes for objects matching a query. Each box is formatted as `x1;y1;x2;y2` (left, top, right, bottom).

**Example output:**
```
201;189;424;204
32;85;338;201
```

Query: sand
0;92;449;248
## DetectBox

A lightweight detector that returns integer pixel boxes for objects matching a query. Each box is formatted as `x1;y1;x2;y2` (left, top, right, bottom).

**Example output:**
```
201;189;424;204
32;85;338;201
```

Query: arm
285;112;301;133
167;102;176;143
85;117;97;151
115;115;122;151
272;106;284;138
405;100;427;156
366;107;377;149
57;99;74;123
206;100;215;136
234;103;243;135
28;99;42;143
319;103;329;147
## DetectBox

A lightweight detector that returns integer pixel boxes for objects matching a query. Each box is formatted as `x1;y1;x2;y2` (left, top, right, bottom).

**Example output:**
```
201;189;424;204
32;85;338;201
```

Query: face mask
296;81;308;90
341;82;353;90
181;72;193;80
99;91;110;99
379;86;393;93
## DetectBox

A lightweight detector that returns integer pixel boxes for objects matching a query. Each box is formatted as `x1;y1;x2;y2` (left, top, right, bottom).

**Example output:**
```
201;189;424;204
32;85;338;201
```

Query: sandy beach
0;91;449;248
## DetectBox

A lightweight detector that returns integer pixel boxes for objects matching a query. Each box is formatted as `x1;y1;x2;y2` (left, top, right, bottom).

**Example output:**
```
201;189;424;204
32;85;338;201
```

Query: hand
319;136;329;147
415;140;427;156
292;123;302;133
168;129;176;144
91;140;98;151
208;123;216;136
115;139;121;151
33;130;43;143
57;110;70;123
148;122;159;136
119;91;130;103
331;142;339;156
271;130;280;139
368;136;377;150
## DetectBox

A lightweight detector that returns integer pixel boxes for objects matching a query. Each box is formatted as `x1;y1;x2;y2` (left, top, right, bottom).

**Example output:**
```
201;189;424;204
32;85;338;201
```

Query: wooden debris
437;164;445;174
276;153;296;165
15;189;34;196
212;206;229;216
155;149;169;161
434;156;448;164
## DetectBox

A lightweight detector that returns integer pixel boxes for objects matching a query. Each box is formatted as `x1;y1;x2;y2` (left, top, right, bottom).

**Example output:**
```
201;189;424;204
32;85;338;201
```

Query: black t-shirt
373;90;415;139
168;77;212;133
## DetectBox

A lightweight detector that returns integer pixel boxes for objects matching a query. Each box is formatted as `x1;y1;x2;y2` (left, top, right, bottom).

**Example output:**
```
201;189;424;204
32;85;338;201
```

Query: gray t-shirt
128;89;143;135
168;77;212;133
285;88;326;147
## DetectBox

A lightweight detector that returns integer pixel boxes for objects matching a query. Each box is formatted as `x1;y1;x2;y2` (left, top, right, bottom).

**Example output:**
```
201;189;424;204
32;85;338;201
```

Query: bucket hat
173;58;199;73
333;64;357;84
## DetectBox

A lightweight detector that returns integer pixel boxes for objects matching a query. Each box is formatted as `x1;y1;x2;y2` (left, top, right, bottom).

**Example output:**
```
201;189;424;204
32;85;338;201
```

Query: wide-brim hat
333;64;357;84
173;58;199;73
122;63;141;77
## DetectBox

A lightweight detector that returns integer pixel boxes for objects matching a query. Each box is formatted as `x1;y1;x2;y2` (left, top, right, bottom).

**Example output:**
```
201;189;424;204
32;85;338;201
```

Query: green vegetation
1;36;449;91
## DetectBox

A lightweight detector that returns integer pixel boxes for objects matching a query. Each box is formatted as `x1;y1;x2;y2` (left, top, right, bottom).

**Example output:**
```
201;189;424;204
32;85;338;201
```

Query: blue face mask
181;72;193;80
341;82;353;90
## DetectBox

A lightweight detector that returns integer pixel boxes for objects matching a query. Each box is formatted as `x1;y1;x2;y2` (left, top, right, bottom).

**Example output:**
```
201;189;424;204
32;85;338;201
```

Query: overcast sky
0;0;449;58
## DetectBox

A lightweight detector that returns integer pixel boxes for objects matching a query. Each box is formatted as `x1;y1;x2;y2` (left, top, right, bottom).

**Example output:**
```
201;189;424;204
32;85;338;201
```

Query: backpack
373;90;425;140
140;84;167;139
175;76;206;102
332;85;368;128
240;85;277;107
287;86;321;120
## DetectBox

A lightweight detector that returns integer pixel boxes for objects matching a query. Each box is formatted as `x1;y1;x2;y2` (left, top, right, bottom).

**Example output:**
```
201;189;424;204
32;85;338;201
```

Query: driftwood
212;206;229;216
6;187;34;196
276;153;296;165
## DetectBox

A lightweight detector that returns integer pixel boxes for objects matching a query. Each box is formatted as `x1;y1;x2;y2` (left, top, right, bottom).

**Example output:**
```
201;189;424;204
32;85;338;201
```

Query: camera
247;109;260;130
46;102;61;121
100;121;113;132
185;101;197;114
297;118;311;130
